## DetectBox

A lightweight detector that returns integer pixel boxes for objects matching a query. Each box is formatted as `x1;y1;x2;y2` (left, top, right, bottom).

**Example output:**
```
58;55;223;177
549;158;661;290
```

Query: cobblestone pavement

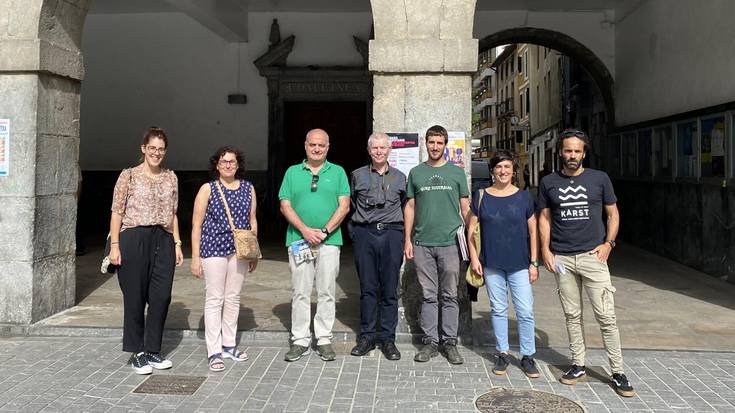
1;337;734;412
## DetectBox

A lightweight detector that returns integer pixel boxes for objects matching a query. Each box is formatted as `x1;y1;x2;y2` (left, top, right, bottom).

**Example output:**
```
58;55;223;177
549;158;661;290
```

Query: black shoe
520;355;540;378
350;338;375;356
612;373;636;397
492;352;510;375
443;344;464;365
560;364;586;385
414;343;438;362
380;341;401;361
131;352;152;375
145;352;173;370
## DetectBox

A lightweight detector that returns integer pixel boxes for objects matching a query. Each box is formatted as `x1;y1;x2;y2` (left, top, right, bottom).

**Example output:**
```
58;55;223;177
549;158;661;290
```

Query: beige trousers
288;244;340;347
202;255;247;358
554;251;624;374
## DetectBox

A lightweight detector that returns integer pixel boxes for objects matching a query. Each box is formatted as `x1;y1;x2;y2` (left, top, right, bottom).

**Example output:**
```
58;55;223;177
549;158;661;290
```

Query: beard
562;157;582;170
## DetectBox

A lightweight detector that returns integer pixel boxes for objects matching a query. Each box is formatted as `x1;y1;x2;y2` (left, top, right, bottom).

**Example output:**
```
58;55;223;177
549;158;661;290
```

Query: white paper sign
387;132;420;177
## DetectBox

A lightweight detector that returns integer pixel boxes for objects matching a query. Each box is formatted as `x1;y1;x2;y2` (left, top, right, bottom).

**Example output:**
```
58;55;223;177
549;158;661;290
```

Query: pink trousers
202;255;247;357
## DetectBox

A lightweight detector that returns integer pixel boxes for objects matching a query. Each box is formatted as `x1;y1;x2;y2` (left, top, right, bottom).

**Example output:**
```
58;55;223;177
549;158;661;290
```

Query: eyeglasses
560;129;587;138
310;174;319;192
219;160;238;166
146;146;167;154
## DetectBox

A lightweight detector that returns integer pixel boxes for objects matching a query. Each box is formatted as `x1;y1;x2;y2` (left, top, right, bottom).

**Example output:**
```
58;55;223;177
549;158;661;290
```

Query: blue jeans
484;267;536;356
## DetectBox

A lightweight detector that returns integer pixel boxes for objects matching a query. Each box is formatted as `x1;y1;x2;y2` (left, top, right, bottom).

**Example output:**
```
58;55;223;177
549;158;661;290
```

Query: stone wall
0;0;89;324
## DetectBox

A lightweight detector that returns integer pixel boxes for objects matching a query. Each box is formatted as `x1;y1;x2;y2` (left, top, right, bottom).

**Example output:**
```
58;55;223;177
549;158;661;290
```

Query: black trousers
352;224;403;342
117;226;175;353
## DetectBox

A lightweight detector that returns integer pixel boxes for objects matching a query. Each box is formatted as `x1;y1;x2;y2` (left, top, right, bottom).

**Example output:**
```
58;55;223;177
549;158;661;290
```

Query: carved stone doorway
254;25;372;226
284;101;369;176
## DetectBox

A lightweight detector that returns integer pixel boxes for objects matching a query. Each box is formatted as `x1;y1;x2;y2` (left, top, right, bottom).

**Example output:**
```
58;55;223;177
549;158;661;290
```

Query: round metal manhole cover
475;388;585;413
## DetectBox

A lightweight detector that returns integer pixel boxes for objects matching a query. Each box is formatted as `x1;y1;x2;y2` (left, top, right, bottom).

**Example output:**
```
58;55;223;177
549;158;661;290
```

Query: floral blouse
111;164;178;232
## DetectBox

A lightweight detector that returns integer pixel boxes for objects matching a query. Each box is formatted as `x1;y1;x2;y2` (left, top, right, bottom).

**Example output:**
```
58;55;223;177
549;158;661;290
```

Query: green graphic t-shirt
406;162;469;246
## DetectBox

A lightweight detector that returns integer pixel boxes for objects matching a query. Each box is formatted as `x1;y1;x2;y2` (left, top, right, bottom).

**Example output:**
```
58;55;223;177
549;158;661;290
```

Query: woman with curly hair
191;146;258;372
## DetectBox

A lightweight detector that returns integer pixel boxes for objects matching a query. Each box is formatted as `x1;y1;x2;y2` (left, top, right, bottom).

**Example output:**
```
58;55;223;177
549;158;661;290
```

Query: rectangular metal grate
133;375;207;395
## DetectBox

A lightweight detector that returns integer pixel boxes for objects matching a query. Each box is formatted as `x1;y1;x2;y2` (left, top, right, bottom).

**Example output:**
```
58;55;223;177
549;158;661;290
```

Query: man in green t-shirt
405;125;470;365
278;128;351;362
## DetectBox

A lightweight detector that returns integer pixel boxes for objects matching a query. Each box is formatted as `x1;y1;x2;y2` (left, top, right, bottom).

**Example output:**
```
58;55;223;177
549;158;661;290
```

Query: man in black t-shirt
538;129;635;398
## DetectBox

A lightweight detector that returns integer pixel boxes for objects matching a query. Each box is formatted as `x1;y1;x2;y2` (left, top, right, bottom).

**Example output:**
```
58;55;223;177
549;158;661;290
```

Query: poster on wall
387;132;419;177
0;119;9;177
446;131;466;167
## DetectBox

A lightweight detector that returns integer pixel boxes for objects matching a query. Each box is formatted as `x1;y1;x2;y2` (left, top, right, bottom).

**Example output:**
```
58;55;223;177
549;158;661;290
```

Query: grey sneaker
520;355;540;378
492;352;510;375
442;344;464;365
413;343;439;362
284;344;310;362
316;343;336;361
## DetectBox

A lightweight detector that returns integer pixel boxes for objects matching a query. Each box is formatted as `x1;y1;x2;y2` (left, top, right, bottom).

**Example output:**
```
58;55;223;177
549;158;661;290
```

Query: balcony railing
496;97;515;117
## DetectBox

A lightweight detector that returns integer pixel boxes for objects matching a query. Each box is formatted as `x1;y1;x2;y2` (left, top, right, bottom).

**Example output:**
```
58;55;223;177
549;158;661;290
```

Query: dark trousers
117;226;175;353
352;224;403;343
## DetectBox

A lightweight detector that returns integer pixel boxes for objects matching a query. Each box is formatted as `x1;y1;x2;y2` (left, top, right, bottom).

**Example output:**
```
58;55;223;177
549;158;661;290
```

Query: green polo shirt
278;160;351;247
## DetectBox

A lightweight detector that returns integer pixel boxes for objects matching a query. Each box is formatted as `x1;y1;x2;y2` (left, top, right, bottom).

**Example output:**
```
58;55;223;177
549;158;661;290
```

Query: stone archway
479;27;616;126
0;0;89;325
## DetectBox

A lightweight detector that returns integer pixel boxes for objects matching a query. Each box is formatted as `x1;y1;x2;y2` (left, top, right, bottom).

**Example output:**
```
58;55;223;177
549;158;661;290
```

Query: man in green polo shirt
404;125;470;365
278;128;351;362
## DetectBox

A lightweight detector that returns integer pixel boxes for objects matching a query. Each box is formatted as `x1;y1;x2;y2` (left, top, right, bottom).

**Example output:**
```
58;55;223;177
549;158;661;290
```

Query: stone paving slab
24;243;735;354
0;337;734;412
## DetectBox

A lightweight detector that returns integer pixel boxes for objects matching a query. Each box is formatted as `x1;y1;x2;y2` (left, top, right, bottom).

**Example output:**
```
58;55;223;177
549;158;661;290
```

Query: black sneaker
350;338;375;356
612;373;636;397
442;343;464;365
284;344;310;362
131;352;152;375
560;364;586;385
145;352;172;370
492;352;510;375
316;343;336;361
380;341;401;361
520;355;540;378
414;343;438;362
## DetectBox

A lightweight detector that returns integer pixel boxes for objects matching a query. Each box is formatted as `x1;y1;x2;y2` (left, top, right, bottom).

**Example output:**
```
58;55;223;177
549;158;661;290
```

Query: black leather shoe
380;341;401;360
350;338;375;356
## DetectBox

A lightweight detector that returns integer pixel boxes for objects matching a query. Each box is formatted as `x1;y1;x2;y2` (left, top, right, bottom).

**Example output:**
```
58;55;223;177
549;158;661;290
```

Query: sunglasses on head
560;129;587;138
310;174;319;192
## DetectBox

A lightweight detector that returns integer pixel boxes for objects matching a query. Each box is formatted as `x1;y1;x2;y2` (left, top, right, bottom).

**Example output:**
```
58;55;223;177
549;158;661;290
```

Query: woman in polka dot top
191;146;258;372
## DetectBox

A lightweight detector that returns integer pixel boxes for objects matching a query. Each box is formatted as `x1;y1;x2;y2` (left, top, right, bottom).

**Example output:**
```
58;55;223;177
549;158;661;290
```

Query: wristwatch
321;227;330;235
531;260;540;268
607;240;616;248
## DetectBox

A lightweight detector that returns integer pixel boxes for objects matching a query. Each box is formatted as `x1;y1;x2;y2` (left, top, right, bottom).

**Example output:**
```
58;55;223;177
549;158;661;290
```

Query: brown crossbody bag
215;181;262;260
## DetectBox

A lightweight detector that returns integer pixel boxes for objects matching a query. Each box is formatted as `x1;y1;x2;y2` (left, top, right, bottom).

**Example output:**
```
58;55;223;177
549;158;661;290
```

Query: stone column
369;0;478;342
0;0;88;325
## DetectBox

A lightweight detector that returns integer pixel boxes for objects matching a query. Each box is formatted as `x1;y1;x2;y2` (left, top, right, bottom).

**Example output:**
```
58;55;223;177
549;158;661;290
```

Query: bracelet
174;240;183;247
110;241;119;245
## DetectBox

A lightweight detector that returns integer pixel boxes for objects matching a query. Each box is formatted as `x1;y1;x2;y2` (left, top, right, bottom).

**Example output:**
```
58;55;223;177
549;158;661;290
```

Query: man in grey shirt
349;132;406;360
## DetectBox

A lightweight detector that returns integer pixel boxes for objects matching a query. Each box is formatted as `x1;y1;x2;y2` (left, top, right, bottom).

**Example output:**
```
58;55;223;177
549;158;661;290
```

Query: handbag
100;233;119;274
101;168;132;275
215;181;262;260
465;189;486;288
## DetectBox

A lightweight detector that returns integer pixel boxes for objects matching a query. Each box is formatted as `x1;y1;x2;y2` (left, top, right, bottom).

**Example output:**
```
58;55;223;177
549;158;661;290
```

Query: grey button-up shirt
350;164;406;224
